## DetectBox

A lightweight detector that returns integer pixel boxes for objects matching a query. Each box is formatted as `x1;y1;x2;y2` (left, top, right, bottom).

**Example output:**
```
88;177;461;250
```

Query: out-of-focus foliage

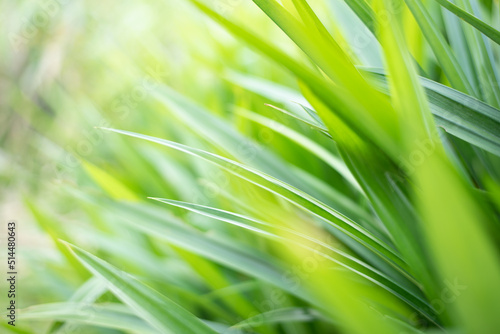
1;0;500;333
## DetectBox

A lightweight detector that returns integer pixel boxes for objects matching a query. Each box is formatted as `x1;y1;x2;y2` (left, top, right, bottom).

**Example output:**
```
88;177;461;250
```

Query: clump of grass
3;0;500;333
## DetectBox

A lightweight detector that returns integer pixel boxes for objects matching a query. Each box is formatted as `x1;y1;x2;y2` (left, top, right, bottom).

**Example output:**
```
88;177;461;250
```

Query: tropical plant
2;0;500;333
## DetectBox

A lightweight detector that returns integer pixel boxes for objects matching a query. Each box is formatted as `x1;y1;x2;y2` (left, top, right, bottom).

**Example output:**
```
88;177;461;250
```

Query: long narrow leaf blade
63;242;218;334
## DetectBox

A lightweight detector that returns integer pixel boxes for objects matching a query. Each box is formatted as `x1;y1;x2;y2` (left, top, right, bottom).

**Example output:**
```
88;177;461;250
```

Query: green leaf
152;84;354;208
250;0;402;150
47;277;107;334
187;0;402;160
235;107;362;193
101;127;406;271
363;67;500;156
377;0;500;332
21;303;158;334
21;302;245;334
149;198;437;322
453;0;500;106
265;103;330;136
63;242;218;334
433;0;500;45
112;202;313;303
403;0;474;94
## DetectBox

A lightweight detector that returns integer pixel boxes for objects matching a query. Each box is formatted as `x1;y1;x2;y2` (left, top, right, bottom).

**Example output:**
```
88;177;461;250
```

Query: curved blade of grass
62;242;218;334
250;0;401;144
231;70;498;156
152;85;355;207
403;0;474;94
442;0;500;107
66;277;107;303
101;127;406;271
455;0;500;107
225;70;311;109
301;80;435;296
376;0;445;299
433;0;500;45
235;108;385;238
378;0;500;331
22;303;246;334
442;10;479;89
57;189;239;322
264;103;330;136
235;108;361;192
188;0;401;160
300;104;325;127
150;198;438;322
47;277;107;334
225;71;328;133
362;67;500;156
21;303;158;334
113;202;313;303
